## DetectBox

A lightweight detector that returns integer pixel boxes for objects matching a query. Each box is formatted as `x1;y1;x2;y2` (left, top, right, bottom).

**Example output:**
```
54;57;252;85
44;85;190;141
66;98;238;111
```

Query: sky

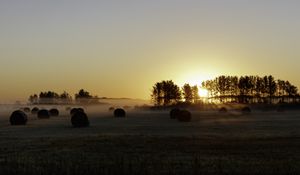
0;0;300;102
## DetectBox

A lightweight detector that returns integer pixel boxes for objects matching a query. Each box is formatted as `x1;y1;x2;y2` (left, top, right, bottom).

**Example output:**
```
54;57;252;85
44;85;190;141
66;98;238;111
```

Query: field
0;104;300;174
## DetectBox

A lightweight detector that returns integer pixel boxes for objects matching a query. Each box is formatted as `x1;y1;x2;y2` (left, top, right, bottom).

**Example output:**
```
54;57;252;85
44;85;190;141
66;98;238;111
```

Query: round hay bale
10;110;28;125
170;108;181;119
78;108;85;113
109;107;115;112
241;106;251;114
219;107;227;113
177;110;192;122
49;108;59;116
71;111;89;127
31;107;39;114
70;108;85;116
70;108;79;115
23;107;31;113
37;109;50;119
114;108;126;117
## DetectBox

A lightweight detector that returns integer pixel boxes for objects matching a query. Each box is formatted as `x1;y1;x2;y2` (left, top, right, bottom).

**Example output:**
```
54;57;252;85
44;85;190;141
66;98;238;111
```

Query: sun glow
198;87;209;98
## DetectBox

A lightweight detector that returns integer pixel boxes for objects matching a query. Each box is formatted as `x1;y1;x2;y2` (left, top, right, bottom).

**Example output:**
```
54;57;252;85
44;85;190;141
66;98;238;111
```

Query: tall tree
151;80;181;106
192;85;200;103
182;84;193;104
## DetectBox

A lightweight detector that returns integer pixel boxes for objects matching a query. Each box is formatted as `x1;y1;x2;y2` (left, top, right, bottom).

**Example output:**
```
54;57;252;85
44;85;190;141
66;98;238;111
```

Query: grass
0;135;300;175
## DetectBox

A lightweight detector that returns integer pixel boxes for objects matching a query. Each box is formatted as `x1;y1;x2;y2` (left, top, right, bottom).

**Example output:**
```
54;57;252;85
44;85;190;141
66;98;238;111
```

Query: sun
198;87;209;98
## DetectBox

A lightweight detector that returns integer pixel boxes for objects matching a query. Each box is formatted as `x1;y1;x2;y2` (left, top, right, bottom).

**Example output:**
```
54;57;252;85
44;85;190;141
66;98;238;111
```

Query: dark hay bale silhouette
70;108;85;116
71;111;89;127
177;110;192;122
170;108;181;119
219;107;228;113
109;107;115;111
37;109;50;119
78;108;85;113
49;108;59;116
114;108;126;117
70;108;78;115
242;106;251;114
23;107;31;113
10;110;28;125
31;107;39;114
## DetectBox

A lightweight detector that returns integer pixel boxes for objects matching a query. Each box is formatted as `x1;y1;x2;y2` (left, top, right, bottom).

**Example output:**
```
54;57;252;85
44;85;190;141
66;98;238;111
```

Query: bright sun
198;87;209;98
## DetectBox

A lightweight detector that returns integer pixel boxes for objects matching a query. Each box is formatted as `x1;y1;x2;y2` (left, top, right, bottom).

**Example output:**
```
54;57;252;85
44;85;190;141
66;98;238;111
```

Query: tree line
202;75;299;104
151;75;300;106
28;89;100;104
151;80;200;106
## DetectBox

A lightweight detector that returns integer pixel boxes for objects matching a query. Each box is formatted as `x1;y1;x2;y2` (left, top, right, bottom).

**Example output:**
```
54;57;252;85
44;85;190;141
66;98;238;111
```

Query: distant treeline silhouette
29;89;100;104
151;80;199;106
151;75;299;106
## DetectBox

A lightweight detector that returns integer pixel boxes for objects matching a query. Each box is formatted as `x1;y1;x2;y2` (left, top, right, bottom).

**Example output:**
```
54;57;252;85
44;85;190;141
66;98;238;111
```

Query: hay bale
70;108;78;115
71;111;89;127
109;107;115;111
219;107;227;113
49;108;59;116
70;108;85;116
242;106;251;114
114;108;126;117
31;107;39;114
37;109;50;119
10;110;28;125
78;108;85;113
23;107;31;113
177;110;192;122
170;108;181;119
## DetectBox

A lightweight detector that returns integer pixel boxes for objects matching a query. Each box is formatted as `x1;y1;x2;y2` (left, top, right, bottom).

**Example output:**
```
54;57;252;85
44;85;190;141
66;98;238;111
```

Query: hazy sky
0;0;300;102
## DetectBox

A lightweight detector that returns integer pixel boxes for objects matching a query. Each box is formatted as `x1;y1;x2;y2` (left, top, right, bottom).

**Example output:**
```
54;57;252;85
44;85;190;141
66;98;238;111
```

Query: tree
182;84;193;104
28;94;38;104
75;89;92;99
192;85;200;103
151;80;181;106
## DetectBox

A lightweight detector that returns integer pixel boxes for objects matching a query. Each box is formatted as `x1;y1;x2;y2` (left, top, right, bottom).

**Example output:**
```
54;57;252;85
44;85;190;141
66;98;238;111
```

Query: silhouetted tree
200;75;299;104
151;80;181;106
182;84;193;104
192;85;200;103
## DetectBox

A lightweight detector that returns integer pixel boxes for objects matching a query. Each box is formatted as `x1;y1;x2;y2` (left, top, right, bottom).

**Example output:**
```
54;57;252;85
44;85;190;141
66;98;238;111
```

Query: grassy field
0;105;300;174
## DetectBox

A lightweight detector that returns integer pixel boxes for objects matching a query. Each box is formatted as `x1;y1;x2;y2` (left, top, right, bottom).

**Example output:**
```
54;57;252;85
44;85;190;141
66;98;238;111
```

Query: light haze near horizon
0;0;300;102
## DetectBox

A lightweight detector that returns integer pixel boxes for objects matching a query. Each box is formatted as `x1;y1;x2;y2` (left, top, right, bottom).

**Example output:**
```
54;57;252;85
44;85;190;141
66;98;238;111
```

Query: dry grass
0;104;300;174
0;136;300;175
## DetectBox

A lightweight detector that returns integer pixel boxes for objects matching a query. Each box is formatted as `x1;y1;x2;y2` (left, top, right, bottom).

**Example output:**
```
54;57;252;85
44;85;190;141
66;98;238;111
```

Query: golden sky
0;1;300;102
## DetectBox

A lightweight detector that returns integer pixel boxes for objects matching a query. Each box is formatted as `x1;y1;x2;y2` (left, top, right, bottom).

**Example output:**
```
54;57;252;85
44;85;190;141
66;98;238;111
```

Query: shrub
37;109;50;119
71;111;89;127
10;110;28;125
49;108;59;116
114;108;126;117
177;110;192;122
31;107;39;114
170;108;181;119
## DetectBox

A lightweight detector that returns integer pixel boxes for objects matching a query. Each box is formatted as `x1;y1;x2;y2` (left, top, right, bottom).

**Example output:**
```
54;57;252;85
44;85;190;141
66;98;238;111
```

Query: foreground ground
0;105;300;174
